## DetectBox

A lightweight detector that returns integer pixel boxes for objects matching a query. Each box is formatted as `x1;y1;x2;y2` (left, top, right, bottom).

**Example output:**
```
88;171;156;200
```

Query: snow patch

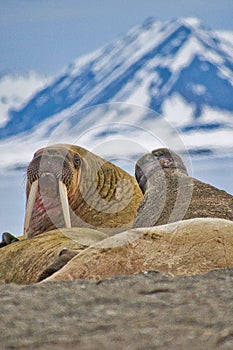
215;31;233;45
170;37;203;72
0;72;48;126
161;94;194;127
191;84;206;96
182;128;233;149
201;106;233;126
70;49;103;76
180;17;201;27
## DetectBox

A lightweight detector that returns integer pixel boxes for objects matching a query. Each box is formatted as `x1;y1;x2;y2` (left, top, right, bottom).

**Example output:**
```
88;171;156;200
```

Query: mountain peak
141;16;156;29
178;17;202;28
140;16;202;31
0;17;232;165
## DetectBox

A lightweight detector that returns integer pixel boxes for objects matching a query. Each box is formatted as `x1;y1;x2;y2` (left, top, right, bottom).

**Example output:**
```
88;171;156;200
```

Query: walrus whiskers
24;179;39;238
58;181;71;228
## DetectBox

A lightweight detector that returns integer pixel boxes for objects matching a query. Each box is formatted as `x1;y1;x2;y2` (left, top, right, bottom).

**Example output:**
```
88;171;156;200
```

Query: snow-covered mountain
0;71;49;128
0;17;233;170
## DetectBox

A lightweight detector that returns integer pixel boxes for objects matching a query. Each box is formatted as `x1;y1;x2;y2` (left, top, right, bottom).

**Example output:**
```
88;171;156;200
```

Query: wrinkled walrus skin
43;218;233;281
0;228;108;284
25;144;142;238
133;148;233;228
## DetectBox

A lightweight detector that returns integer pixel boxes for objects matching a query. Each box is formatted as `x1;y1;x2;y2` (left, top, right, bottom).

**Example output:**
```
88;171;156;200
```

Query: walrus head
24;144;142;238
135;148;188;193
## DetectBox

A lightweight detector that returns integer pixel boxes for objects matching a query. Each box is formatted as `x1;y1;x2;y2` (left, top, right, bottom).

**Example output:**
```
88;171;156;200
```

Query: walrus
0;228;108;284
133;148;233;227
24;144;142;238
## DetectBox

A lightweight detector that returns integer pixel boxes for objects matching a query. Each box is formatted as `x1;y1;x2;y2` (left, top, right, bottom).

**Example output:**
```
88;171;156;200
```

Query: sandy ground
1;269;233;349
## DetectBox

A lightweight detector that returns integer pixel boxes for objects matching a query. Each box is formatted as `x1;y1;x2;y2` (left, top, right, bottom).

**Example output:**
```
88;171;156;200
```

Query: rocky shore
1;269;233;349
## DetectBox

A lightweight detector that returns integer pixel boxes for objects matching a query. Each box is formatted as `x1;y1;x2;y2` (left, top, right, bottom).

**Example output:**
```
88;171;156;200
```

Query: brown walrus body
133;148;233;228
25;144;142;238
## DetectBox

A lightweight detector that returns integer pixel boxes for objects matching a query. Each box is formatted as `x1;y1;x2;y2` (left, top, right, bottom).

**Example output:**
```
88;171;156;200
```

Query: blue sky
0;0;232;76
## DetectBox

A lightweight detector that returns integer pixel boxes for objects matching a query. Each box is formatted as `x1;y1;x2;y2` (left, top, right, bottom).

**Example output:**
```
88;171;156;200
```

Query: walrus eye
73;154;81;168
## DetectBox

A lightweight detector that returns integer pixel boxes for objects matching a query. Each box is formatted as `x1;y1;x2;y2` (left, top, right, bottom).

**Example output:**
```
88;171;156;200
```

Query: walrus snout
152;148;188;174
27;154;74;188
39;173;58;198
135;149;188;194
159;156;175;168
24;147;81;238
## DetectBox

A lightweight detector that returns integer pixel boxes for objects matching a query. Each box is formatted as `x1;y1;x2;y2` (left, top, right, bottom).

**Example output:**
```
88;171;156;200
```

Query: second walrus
133;148;233;228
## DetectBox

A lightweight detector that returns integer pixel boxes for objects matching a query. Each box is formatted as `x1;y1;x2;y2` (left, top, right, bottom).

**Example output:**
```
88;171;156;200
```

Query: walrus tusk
59;181;71;228
24;180;39;238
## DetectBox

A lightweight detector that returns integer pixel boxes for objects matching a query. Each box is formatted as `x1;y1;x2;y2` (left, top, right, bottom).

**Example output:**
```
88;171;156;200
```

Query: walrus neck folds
66;153;138;230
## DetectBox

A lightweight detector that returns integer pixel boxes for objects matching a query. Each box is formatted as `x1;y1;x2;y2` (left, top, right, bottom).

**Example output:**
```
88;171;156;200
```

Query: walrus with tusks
133;148;233;228
24;144;142;238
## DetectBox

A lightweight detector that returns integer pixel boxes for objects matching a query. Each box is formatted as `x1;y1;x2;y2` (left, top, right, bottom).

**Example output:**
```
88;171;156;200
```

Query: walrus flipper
0;232;19;248
37;248;78;281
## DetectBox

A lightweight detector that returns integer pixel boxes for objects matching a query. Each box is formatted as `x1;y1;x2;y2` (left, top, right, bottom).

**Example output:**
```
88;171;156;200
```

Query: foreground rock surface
1;270;233;349
46;218;233;281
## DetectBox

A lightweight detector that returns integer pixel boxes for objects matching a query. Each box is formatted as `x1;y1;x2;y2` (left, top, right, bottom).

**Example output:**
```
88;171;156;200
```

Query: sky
0;0;233;76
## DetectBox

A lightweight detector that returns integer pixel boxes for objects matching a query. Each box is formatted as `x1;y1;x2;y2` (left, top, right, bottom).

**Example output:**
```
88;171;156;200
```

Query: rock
0;228;107;284
1;270;233;349
44;218;233;281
